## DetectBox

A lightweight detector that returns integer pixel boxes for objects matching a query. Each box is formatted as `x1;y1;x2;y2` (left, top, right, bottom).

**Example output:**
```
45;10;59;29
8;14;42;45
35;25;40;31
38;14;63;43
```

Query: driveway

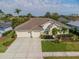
0;37;43;59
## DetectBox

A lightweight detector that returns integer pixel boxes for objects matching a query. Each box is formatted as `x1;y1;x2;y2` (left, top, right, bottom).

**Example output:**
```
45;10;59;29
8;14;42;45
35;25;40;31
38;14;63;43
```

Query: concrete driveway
0;37;43;59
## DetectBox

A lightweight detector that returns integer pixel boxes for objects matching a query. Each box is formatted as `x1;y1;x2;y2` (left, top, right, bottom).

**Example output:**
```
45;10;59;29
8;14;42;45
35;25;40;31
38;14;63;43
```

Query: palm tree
15;8;21;16
61;27;67;34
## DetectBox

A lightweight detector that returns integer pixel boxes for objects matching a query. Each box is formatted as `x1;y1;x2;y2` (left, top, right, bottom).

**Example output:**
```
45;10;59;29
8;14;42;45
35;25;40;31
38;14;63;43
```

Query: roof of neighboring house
0;21;12;30
67;21;79;27
58;17;69;23
15;18;69;32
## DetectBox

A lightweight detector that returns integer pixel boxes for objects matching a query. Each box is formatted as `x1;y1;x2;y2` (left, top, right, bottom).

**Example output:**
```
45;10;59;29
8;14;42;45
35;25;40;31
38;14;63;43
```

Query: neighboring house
67;20;79;32
58;17;70;23
0;21;12;37
15;18;69;38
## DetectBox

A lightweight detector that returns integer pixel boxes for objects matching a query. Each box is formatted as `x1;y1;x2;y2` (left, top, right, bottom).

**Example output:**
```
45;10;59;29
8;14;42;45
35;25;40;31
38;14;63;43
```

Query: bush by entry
0;31;16;53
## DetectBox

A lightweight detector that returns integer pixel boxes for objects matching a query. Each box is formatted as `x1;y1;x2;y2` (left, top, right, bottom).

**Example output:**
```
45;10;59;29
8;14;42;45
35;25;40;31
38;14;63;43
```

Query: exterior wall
32;31;40;38
16;31;30;37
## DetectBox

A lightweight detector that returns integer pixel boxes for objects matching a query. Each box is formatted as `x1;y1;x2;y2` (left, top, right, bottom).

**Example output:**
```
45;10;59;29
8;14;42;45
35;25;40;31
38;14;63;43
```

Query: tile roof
15;18;51;32
15;18;69;32
67;21;79;27
0;21;12;29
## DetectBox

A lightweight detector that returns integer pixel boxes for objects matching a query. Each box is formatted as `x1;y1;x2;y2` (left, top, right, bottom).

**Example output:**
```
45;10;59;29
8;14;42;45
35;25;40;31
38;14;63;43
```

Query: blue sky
0;0;79;16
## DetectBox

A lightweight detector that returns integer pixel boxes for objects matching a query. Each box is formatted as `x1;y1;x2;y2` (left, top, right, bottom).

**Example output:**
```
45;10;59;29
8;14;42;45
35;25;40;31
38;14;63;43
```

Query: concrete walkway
43;52;79;57
0;37;43;59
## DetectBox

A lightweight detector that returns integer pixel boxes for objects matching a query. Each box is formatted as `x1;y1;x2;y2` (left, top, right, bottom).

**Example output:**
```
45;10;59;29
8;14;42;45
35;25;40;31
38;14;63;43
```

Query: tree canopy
44;12;51;18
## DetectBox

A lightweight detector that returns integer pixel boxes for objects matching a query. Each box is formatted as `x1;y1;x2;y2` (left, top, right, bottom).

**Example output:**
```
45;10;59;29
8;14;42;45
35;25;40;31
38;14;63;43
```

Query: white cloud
0;0;79;15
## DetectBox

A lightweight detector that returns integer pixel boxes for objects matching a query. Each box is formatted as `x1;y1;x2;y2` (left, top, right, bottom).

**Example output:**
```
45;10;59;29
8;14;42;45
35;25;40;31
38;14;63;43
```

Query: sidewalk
43;52;79;57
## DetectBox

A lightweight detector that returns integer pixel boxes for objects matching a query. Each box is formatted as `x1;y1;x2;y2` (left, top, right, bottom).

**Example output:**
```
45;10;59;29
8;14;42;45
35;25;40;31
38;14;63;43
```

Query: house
67;20;79;32
58;17;70;23
0;21;12;37
15;18;69;38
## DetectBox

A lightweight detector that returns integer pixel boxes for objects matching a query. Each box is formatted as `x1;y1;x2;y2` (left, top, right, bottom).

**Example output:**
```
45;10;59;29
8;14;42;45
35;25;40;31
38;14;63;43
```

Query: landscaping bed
44;57;79;59
42;41;79;52
0;31;16;53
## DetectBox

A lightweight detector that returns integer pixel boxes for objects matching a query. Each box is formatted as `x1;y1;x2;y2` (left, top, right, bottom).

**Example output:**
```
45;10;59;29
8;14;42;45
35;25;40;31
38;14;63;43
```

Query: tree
61;27;67;34
0;9;4;14
52;28;59;37
51;13;59;20
27;13;32;19
15;9;21;16
44;12;51;18
0;9;5;18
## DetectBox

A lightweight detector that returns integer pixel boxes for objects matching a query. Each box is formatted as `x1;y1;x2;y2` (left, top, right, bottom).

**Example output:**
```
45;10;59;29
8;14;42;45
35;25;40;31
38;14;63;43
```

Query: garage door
16;31;40;38
32;31;40;38
16;31;31;37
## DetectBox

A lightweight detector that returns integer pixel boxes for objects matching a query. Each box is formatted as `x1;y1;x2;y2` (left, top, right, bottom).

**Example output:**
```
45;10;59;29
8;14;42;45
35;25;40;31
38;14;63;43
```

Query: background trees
44;12;60;20
51;13;60;20
0;9;5;18
44;12;51;18
0;9;4;14
27;13;33;19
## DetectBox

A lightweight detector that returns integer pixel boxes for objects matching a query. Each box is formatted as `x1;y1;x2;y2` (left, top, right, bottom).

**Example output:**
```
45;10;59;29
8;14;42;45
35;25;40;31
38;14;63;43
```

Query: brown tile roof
15;18;51;32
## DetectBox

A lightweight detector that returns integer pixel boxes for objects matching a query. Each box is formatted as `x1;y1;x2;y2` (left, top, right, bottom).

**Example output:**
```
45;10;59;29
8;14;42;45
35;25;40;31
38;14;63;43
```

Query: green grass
0;44;6;52
44;57;79;59
0;31;16;53
42;41;79;52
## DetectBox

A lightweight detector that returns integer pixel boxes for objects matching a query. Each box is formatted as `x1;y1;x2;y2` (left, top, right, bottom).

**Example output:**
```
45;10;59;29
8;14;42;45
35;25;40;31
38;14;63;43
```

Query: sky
0;0;79;16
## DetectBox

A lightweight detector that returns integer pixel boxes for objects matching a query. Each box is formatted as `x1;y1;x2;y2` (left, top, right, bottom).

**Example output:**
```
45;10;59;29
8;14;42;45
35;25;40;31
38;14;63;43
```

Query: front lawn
44;57;79;59
42;41;79;52
0;31;16;53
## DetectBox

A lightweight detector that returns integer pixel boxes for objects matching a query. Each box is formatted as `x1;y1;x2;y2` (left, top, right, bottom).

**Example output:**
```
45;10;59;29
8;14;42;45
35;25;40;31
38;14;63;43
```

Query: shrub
40;35;54;39
0;44;6;52
2;38;14;46
3;30;12;36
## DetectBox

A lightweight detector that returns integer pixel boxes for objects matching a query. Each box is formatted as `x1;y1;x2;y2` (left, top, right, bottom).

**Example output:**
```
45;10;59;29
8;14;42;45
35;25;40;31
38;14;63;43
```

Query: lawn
42;41;79;52
44;57;79;59
0;31;16;53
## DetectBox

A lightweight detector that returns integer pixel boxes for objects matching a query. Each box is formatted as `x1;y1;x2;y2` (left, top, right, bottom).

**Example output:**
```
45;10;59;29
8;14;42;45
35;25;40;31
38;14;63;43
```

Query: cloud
0;0;79;15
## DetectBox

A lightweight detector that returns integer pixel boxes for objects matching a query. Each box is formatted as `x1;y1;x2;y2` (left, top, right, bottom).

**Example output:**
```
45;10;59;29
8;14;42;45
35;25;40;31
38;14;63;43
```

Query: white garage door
16;31;30;37
16;31;40;38
32;31;40;38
